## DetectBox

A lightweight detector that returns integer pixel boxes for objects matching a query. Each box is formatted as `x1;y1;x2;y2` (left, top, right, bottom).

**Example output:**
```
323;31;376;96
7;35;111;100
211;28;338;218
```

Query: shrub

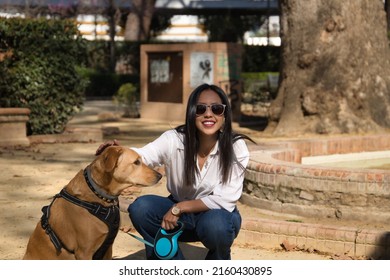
0;18;88;135
81;69;139;99
113;83;140;118
81;40;140;99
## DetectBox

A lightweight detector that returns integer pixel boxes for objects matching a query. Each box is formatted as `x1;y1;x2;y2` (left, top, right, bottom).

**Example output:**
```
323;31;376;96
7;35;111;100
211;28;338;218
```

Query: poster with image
150;59;170;83
190;52;214;87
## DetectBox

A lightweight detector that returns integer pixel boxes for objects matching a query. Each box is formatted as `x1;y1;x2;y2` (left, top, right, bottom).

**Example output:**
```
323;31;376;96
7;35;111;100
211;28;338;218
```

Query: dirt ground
0;101;339;260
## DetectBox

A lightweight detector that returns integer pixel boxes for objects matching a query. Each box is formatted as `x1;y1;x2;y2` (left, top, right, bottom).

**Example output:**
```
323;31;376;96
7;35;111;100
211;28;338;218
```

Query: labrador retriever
23;146;162;260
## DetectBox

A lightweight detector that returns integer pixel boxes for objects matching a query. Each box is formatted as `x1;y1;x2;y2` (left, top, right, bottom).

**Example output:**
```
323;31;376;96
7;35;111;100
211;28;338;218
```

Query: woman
97;83;254;260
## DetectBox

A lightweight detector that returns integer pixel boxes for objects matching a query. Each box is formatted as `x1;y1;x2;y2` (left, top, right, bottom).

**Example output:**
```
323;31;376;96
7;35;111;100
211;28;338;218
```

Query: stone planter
0;108;31;147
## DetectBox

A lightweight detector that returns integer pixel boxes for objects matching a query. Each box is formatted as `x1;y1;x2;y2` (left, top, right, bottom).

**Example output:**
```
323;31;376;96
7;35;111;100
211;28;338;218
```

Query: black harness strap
59;188;120;259
40;194;71;253
40;179;120;259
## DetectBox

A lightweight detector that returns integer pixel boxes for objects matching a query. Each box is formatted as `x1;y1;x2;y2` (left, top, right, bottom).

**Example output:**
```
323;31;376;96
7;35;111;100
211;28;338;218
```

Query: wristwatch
171;204;181;216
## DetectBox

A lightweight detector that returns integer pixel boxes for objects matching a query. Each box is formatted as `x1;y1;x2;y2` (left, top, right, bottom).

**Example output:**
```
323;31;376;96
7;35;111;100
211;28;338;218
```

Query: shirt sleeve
200;139;250;212
131;130;177;167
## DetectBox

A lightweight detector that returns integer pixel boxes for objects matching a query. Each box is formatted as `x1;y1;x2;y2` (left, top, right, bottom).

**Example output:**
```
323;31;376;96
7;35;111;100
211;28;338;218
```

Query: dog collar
84;166;118;203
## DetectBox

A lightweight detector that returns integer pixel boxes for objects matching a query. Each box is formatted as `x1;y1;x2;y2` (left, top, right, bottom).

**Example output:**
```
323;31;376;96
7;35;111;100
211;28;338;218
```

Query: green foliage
199;14;266;43
0;18;88;135
81;69;139;98
81;40;140;98
242;72;279;102
84;40;141;74
113;83;138;105
242;45;280;72
149;14;172;38
241;46;280;103
113;83;140;118
241;72;275;80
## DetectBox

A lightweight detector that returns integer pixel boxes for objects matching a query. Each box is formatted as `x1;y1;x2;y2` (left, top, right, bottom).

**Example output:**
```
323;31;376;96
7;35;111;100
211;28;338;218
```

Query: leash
127;221;184;260
127;232;154;247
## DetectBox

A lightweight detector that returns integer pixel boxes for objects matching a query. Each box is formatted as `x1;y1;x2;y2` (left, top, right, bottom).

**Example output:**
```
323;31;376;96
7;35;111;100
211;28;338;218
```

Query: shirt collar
177;139;219;155
209;141;219;155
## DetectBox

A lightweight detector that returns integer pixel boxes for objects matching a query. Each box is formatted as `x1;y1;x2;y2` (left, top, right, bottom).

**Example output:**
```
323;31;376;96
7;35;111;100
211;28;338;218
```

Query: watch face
172;206;180;215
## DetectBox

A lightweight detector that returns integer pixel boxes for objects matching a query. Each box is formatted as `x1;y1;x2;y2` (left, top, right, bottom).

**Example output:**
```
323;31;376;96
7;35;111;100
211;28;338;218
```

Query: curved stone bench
242;134;390;223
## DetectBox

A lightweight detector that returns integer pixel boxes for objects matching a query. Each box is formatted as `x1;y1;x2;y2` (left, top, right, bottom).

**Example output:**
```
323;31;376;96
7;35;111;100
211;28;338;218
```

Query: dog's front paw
120;225;133;233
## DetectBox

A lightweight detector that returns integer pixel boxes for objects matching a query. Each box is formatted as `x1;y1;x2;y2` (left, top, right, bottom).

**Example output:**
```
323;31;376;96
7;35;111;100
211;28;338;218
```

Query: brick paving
238;217;389;259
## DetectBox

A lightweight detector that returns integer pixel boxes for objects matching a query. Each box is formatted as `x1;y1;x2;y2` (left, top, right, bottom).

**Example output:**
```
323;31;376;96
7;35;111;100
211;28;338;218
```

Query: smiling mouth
202;121;215;127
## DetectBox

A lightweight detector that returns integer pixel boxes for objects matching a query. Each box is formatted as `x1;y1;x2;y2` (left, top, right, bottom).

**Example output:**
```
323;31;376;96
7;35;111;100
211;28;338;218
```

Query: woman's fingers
161;213;179;230
95;139;120;155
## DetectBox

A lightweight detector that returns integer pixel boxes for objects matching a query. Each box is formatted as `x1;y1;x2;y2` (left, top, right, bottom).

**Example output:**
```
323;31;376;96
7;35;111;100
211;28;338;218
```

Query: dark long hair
175;84;254;187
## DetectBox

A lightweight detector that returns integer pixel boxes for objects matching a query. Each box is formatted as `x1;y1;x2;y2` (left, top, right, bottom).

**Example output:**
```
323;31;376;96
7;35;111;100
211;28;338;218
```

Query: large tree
124;0;155;41
268;0;390;136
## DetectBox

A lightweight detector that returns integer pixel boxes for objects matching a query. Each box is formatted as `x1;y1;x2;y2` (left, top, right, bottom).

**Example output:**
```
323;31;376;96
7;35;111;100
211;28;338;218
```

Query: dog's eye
134;159;141;165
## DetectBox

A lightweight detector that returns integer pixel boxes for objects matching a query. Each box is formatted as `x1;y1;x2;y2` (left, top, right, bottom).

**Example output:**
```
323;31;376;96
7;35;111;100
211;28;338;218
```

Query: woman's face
195;89;225;138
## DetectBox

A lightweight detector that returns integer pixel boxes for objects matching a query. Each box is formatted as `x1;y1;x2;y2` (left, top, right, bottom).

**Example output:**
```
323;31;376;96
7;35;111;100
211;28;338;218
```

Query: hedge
0;18;88;135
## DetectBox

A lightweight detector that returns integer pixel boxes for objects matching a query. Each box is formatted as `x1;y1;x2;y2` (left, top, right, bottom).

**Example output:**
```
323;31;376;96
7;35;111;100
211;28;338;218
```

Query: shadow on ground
370;232;390;260
114;243;208;260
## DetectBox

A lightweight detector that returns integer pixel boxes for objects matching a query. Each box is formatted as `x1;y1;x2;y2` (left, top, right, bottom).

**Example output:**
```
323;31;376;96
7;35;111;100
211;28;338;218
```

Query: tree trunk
269;0;390;136
107;0;118;72
385;0;390;31
124;0;155;41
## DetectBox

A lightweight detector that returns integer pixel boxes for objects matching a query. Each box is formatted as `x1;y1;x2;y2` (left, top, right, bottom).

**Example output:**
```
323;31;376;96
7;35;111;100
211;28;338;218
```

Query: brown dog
23;146;162;260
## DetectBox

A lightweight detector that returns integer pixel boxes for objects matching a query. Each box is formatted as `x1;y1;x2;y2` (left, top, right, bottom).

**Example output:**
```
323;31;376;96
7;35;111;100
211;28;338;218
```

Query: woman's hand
161;200;208;230
95;139;120;155
161;209;180;230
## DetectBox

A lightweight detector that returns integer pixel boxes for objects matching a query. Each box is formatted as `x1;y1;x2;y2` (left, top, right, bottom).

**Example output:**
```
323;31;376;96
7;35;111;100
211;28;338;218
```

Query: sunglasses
196;104;226;116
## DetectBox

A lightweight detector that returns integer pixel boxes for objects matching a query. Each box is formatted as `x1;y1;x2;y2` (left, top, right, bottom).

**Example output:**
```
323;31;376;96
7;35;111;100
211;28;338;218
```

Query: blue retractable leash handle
127;221;184;260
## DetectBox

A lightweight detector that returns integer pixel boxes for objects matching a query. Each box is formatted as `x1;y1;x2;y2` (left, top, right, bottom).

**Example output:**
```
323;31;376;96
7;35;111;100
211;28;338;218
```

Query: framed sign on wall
190;52;214;88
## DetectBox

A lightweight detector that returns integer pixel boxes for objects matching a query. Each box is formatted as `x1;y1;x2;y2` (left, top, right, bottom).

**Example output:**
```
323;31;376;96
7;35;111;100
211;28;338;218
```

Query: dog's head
91;146;162;196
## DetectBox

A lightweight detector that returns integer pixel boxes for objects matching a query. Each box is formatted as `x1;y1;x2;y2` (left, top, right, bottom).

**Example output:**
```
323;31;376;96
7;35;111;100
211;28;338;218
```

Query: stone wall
242;134;390;223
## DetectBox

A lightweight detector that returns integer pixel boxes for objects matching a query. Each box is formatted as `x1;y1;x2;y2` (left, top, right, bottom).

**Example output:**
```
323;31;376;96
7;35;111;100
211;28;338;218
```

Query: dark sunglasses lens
196;105;207;115
211;105;225;115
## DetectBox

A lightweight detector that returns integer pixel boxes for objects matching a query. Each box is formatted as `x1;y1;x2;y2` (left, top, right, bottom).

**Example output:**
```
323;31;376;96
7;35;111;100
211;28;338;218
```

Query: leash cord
126;232;154;248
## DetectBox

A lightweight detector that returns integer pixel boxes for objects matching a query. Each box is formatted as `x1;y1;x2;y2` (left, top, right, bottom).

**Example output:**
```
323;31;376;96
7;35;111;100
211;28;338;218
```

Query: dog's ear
103;146;122;172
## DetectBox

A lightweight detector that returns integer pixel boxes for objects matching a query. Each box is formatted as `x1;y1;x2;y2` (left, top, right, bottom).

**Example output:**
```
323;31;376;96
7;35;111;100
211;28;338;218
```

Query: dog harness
40;167;120;259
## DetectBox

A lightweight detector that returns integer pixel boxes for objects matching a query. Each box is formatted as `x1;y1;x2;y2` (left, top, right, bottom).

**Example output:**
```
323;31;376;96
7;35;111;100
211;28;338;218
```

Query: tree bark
269;0;390;136
107;0;118;72
124;0;155;41
385;0;390;31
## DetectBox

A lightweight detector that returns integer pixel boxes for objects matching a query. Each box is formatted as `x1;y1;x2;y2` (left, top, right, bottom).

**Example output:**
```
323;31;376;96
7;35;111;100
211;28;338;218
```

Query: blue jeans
128;194;242;260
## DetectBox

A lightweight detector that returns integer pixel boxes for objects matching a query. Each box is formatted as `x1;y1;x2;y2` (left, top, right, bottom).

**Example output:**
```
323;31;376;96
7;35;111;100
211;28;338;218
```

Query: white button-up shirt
131;129;250;212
